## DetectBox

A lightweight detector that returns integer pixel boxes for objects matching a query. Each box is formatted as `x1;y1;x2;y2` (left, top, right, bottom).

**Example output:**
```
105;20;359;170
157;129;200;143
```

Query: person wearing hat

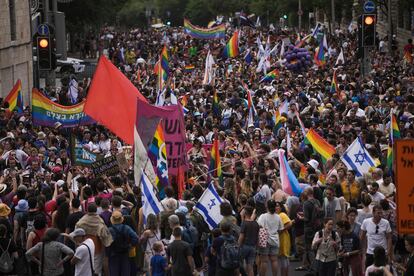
13;199;28;247
64;228;96;276
76;203;113;276
0;203;12;238
107;210;138;276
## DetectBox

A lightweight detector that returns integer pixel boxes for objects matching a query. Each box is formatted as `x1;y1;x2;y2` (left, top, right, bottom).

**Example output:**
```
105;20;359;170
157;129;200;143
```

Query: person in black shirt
65;199;84;234
238;206;259;276
337;220;363;276
166;227;194;276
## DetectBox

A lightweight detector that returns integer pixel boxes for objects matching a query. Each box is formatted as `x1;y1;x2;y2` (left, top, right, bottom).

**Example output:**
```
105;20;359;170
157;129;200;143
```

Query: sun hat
0;203;11;217
15;199;29;212
110;210;124;225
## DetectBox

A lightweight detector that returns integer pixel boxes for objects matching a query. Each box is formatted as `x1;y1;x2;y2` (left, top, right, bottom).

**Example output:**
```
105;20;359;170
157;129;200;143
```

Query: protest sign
92;155;120;177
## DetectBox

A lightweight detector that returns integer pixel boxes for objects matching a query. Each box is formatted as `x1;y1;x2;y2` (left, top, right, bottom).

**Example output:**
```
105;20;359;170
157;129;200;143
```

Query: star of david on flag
195;183;224;230
340;137;378;177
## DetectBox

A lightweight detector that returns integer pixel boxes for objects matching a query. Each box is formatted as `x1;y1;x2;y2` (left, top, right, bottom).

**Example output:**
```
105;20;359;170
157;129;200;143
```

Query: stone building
0;0;33;104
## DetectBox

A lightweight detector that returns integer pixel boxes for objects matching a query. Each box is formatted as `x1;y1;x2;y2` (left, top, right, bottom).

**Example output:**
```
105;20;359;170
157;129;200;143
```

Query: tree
184;0;214;26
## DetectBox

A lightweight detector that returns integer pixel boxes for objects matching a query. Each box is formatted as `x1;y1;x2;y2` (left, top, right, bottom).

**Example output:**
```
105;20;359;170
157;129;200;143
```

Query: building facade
0;0;33;104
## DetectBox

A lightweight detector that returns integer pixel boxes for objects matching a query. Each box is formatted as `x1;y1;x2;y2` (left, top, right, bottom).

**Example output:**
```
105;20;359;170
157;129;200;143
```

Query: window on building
9;0;16;41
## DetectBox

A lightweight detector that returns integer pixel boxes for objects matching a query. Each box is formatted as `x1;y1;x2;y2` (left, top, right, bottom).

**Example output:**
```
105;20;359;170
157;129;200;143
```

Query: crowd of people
1;19;414;276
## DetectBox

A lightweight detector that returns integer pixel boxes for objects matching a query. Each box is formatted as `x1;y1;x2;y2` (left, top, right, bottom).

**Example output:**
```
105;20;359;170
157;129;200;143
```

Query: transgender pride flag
278;149;303;196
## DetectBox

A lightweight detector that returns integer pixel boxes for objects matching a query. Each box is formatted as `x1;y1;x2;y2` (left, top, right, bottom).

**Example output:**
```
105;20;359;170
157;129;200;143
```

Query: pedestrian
25;228;74;276
0;224;18;275
166;227;195;276
275;201;292;276
140;213;162;274
360;204;393;268
66;228;95;276
76;203;113;276
312;218;340;276
107;210;138;276
337;220;363;276
365;246;393;275
150;241;167;276
257;199;284;276
238;205;259;276
212;221;240;276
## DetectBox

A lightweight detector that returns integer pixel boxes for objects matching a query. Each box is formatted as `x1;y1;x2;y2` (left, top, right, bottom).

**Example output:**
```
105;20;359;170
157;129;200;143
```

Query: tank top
32;228;47;246
145;230;160;253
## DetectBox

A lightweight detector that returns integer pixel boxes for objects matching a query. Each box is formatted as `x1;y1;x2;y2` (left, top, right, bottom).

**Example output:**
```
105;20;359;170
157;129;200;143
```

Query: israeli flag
68;77;79;104
195;184;224;230
140;169;164;224
340;137;377;177
155;88;166;106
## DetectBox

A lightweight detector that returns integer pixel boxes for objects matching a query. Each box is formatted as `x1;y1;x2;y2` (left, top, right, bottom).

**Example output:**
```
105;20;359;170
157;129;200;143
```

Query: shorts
240;245;256;265
257;243;279;256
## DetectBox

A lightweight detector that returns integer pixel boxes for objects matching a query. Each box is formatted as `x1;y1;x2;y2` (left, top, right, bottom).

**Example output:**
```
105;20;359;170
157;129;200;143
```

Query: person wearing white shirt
257;199;284;276
360;205;392;269
67;228;95;276
347;102;366;118
379;175;396;198
368;183;386;205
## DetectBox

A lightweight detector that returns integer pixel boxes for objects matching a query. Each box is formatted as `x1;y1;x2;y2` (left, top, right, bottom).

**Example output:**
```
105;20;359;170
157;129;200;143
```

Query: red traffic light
364;16;374;25
39;38;49;48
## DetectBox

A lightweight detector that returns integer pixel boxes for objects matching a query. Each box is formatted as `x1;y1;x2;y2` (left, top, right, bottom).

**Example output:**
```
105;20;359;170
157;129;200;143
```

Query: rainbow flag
391;114;400;140
278;149;302;196
32;88;93;127
157;45;169;91
304;128;336;163
148;121;169;199
330;69;339;95
212;90;220;116
387;144;393;172
260;69;280;83
184;19;225;40
299;163;308;179
295;34;311;48
184;64;195;73
223;31;239;58
181;95;188;107
209;138;223;185
4;79;23;114
314;38;326;67
274;109;282;133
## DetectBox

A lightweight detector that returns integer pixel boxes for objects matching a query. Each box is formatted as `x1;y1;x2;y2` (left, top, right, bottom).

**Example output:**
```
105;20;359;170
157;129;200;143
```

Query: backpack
315;230;337;251
219;236;240;270
310;199;325;230
0;239;13;273
182;222;199;250
111;225;130;254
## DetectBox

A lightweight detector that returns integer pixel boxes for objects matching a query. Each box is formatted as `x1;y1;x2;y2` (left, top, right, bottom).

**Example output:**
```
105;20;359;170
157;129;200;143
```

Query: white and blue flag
341;137;377;177
195;183;224;230
68;77;79;104
140;168;164;224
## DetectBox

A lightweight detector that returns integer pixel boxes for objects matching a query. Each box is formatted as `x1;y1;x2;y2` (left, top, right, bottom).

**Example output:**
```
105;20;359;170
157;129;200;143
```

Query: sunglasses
375;225;379;234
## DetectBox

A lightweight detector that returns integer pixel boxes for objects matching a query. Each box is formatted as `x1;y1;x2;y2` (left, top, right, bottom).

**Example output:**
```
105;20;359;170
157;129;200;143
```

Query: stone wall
0;0;33;105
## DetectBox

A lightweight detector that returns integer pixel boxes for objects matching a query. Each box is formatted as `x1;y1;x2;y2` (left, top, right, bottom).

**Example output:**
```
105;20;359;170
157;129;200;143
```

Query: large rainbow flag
278;149;303;196
184;19;225;40
209;137;223;185
223;31;239;58
32;88;93;127
304;128;336;163
4;79;23;114
148;121;169;199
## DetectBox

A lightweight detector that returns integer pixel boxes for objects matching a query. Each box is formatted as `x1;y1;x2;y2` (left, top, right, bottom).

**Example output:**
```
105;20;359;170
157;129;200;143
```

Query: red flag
84;56;147;145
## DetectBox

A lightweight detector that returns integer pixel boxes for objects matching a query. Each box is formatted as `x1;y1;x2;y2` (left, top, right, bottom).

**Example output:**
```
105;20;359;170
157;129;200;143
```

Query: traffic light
37;36;51;70
362;14;376;47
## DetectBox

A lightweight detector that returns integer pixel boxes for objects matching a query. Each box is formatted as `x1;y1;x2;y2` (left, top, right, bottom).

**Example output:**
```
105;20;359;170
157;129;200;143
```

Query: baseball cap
69;228;86;238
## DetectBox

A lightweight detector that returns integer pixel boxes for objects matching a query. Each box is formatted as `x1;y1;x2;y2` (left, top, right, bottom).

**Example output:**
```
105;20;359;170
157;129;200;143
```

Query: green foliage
184;0;214;26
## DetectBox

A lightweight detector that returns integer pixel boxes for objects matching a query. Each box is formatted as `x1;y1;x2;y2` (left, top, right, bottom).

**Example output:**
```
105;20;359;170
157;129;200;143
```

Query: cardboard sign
116;152;128;171
395;140;414;234
92;156;119;177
